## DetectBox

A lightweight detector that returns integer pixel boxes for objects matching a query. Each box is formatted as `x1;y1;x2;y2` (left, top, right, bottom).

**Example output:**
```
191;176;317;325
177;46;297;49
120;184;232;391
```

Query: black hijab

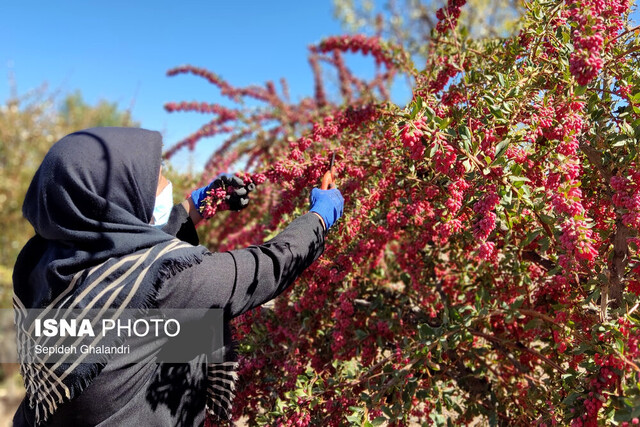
14;127;176;308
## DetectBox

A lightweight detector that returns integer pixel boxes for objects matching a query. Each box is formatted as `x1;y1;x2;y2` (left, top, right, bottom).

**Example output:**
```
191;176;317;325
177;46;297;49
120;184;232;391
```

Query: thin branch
606;25;640;46
469;330;566;374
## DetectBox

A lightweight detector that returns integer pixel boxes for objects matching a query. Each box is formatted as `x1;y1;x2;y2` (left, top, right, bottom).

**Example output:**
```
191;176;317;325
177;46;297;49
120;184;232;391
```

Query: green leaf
459;125;471;143
418;323;438;339
533;7;544;20
355;329;368;340
563;392;581;406
400;272;411;286
539;214;555;224
620;120;634;135
523;230;542;246
494;139;510;160
489;105;504;119
424;105;435;121
507;86;520;98
611;134;630;147
511;295;525;309
346;412;361;424
435;116;450;130
539;236;551;252
482;95;495;105
570;341;592;355
509;175;529;189
523;318;542;330
503;188;513;204
430;413;447;424
409;101;420;120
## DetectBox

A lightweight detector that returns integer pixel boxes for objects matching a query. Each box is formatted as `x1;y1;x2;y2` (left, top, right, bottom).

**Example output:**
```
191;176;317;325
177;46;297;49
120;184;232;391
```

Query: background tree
333;0;522;62
0;88;138;306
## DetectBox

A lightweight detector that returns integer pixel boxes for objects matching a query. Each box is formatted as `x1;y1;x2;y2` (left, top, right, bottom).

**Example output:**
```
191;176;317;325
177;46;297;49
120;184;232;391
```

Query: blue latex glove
190;185;209;208
191;174;230;207
309;188;344;231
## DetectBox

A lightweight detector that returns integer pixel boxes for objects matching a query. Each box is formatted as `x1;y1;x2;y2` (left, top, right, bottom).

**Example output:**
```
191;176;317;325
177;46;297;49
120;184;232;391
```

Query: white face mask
151;181;173;228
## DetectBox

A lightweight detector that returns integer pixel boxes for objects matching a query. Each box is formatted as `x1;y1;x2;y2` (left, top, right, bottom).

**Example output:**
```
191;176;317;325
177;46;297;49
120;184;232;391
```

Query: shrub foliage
167;0;640;424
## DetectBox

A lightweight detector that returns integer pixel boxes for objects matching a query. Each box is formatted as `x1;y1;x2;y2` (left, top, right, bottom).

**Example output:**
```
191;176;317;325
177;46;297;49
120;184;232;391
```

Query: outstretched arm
155;213;325;318
156;186;343;317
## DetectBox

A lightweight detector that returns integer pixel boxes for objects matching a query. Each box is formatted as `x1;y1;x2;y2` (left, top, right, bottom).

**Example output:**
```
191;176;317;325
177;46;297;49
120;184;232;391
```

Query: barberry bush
166;0;640;424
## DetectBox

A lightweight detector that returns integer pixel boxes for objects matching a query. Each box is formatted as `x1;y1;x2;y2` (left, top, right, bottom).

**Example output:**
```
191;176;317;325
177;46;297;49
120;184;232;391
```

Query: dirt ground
0;364;23;427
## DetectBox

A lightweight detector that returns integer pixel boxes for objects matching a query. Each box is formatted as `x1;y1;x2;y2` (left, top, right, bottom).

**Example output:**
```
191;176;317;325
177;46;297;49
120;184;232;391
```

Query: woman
12;127;343;426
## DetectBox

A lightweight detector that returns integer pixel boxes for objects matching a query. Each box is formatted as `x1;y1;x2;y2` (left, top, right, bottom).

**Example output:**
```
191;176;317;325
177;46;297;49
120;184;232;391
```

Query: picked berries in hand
192;173;262;219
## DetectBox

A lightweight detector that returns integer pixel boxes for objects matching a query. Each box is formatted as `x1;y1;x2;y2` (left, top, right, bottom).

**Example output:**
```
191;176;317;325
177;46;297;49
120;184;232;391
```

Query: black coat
14;204;325;426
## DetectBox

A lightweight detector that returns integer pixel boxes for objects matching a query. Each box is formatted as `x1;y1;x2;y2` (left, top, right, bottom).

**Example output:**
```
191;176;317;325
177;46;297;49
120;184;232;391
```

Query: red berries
400;117;426;160
314;35;395;69
435;0;467;34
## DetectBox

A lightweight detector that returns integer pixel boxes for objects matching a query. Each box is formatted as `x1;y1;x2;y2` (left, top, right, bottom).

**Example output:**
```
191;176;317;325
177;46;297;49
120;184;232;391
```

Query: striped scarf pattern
14;239;237;425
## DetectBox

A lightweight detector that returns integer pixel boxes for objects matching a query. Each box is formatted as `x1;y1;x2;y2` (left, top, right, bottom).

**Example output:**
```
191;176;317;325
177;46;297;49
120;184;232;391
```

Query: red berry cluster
314;35;395;69
399;117;426;160
472;187;501;260
429;59;460;93
167;65;275;103
570;355;621;426
565;0;629;85
435;0;467;34
611;172;640;229
198;173;264;219
164;101;238;120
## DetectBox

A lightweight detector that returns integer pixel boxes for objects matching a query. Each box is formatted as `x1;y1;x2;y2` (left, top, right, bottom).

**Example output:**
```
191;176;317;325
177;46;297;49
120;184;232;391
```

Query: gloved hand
191;174;254;217
309;187;344;231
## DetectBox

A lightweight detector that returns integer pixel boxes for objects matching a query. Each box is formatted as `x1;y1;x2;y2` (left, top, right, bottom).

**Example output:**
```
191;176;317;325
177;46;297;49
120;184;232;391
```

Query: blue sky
1;1;391;171
2;2;637;172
